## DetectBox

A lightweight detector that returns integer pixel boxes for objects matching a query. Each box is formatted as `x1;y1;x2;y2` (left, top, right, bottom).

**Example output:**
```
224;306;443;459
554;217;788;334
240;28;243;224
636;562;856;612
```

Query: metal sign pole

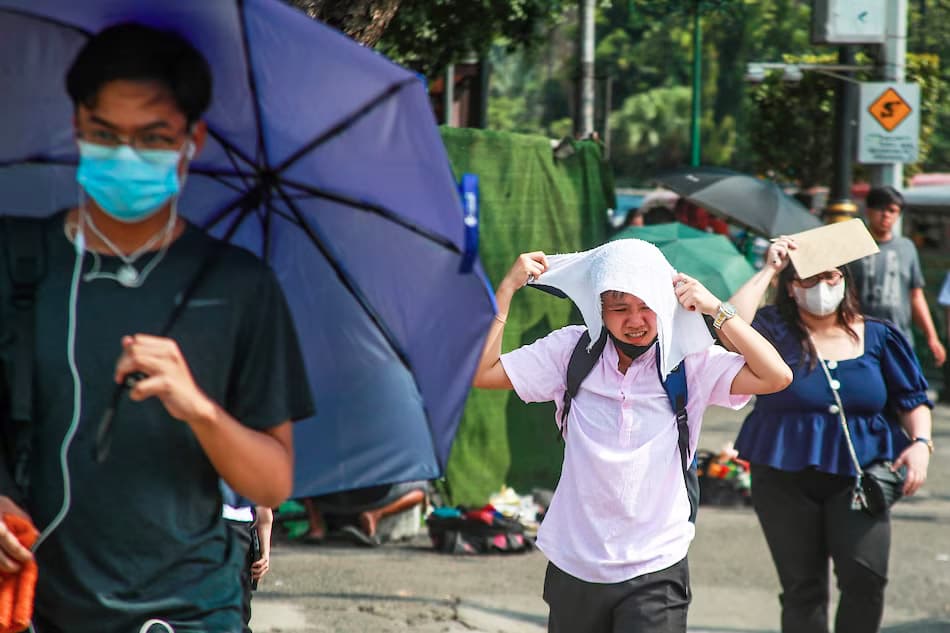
868;0;906;234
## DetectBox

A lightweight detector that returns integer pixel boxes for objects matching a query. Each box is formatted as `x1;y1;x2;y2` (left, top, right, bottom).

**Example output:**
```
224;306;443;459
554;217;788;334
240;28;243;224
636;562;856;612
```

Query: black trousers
543;557;690;633
751;464;890;633
224;518;255;633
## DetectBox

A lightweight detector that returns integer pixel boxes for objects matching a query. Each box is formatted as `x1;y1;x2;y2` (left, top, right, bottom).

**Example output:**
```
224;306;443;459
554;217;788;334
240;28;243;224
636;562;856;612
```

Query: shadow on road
881;620;950;633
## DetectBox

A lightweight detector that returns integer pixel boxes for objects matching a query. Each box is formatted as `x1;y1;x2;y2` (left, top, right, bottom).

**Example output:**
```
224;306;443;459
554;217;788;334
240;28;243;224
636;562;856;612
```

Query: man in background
848;186;946;367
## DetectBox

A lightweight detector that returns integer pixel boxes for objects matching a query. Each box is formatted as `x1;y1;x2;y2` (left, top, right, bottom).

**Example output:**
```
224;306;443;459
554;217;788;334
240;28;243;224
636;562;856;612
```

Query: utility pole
824;45;858;224
869;0;907;232
690;3;702;166
443;64;454;127
575;0;595;137
603;75;613;159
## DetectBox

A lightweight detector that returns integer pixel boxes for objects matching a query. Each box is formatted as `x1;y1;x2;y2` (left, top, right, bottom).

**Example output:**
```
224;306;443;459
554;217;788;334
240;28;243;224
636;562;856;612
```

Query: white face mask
792;280;846;317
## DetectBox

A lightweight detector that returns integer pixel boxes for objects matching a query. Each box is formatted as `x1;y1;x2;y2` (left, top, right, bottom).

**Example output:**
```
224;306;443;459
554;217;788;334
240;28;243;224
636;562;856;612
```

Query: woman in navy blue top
724;237;933;633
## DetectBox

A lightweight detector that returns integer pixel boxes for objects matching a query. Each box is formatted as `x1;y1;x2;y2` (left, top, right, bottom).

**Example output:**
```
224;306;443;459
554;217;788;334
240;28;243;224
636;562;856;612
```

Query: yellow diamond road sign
868;87;912;132
858;82;920;164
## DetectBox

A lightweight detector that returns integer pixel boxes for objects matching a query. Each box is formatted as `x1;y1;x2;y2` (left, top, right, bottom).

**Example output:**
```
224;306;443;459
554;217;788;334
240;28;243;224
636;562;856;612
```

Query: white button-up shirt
501;325;749;583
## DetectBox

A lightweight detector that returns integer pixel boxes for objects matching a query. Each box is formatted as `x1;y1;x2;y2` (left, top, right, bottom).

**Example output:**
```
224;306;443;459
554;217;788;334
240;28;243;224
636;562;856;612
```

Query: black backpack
0;217;47;506
562;330;699;522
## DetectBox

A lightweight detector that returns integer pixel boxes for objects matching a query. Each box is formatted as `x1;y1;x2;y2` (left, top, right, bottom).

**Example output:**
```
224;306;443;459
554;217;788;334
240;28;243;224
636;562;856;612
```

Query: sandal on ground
338;524;379;548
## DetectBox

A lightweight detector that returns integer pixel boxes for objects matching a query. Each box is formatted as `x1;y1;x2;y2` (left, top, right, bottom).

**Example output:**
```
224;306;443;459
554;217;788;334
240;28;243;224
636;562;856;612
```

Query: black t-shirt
8;213;314;632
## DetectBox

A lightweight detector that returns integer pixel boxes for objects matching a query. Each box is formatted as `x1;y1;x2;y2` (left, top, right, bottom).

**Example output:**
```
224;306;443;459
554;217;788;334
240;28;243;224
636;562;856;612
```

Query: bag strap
562;330;697;522
810;335;868;510
654;352;697;523
560;329;607;434
0;217;48;501
94;239;225;462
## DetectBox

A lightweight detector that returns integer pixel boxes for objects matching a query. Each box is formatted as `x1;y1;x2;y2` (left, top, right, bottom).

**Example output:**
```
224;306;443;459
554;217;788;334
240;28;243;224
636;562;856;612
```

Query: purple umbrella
0;0;495;497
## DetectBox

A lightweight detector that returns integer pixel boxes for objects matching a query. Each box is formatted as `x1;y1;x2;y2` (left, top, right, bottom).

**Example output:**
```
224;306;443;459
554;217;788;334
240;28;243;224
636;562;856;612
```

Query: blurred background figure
301;482;427;547
847;186;946;368
222;482;274;633
623;206;645;227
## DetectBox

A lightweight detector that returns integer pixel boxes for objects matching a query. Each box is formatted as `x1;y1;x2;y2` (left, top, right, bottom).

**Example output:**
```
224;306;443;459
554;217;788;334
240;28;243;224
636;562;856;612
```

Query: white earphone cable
32;226;85;552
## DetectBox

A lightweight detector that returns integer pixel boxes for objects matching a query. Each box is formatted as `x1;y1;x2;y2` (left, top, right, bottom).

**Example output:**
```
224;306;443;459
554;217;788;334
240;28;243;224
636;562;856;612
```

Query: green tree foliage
609;86;735;184
745;52;941;187
286;0;400;46
377;0;568;77
745;54;837;188
286;0;565;77
908;0;950;171
294;0;950;182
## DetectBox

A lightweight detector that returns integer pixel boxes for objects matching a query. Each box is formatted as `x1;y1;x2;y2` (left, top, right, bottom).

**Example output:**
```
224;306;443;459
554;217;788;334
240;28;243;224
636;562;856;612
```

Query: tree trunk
287;0;401;47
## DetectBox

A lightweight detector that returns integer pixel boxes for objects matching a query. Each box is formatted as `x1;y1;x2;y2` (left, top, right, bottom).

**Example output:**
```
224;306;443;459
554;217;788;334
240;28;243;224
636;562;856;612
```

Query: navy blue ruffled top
734;306;932;475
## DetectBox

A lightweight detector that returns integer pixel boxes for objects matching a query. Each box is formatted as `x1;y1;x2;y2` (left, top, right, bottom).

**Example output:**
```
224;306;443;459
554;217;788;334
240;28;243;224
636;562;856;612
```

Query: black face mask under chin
607;330;657;362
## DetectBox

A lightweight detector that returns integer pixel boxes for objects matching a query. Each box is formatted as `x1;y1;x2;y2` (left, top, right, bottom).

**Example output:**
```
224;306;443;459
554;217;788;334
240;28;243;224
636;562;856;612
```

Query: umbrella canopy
0;0;495;497
614;221;712;244
655;166;821;237
611;222;756;300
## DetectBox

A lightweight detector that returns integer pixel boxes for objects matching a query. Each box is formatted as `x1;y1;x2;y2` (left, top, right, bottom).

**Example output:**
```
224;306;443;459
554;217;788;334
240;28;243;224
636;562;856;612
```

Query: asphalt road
251;401;950;633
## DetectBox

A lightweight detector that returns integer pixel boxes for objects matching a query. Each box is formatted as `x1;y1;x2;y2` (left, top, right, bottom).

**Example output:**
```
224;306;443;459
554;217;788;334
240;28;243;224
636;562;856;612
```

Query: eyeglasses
77;127;189;151
868;205;902;215
793;270;843;288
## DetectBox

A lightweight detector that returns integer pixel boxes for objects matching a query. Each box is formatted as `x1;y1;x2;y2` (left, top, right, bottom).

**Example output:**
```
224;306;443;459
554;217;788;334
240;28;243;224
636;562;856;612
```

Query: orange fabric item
0;514;38;633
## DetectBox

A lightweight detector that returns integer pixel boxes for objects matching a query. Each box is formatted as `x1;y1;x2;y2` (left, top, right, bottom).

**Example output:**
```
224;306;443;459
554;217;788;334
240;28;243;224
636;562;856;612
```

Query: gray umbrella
655;166;821;237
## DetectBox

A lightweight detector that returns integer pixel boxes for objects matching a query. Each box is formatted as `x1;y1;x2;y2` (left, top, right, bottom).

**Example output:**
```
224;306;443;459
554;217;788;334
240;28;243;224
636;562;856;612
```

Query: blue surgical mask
76;141;187;223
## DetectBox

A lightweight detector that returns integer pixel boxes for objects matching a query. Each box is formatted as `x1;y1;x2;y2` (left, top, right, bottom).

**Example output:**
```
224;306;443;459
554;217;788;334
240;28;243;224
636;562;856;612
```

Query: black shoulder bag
813;338;905;517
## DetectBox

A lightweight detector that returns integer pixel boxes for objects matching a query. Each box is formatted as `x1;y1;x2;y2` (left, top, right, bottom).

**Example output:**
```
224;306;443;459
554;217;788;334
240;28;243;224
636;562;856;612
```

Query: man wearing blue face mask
0;23;314;633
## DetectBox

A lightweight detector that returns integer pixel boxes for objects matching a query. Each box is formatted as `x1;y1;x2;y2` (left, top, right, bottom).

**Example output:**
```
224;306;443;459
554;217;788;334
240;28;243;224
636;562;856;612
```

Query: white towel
529;239;713;378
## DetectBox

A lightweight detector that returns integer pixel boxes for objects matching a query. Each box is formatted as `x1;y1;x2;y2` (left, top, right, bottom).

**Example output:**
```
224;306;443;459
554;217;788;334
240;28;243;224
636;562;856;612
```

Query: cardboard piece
786;219;879;279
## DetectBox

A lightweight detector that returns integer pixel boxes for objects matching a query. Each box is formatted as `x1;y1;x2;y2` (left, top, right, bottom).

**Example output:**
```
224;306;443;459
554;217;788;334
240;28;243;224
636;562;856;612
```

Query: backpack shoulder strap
560;329;607;435
3;217;47;420
0;216;47;501
656;351;698;523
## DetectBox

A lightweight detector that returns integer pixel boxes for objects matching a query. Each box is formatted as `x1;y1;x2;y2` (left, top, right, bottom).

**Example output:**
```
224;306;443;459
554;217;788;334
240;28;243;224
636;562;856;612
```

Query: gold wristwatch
913;436;934;454
712;302;737;330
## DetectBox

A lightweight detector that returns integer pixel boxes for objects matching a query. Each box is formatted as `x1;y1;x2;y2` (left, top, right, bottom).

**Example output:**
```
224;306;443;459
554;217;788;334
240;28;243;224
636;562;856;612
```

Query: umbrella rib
0;8;92;36
271;183;418;377
262;189;272;261
194;171;247;195
200;187;264;233
275;77;417;174
0;156;76;169
205;126;260;177
237;0;269;169
280;177;460;253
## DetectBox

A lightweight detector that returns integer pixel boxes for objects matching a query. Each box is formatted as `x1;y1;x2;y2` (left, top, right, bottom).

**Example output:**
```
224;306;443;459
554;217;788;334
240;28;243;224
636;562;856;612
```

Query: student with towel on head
472;239;792;633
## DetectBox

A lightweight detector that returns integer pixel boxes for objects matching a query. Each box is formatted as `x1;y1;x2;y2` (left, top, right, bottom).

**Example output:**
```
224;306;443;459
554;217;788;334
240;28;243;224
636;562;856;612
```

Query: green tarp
440;128;612;506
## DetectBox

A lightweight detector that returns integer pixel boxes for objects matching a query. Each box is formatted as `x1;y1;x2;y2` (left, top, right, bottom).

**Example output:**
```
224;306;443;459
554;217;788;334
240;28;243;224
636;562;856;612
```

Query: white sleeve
499;326;585;403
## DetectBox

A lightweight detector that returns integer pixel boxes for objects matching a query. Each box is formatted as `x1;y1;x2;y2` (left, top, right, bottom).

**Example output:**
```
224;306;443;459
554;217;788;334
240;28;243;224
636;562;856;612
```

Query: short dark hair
642;205;675;225
865;186;904;212
66;22;212;125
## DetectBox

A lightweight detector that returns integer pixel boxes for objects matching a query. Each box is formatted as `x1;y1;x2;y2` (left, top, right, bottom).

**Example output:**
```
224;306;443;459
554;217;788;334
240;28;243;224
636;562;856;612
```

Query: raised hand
499;251;549;295
673;273;721;316
765;236;797;272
